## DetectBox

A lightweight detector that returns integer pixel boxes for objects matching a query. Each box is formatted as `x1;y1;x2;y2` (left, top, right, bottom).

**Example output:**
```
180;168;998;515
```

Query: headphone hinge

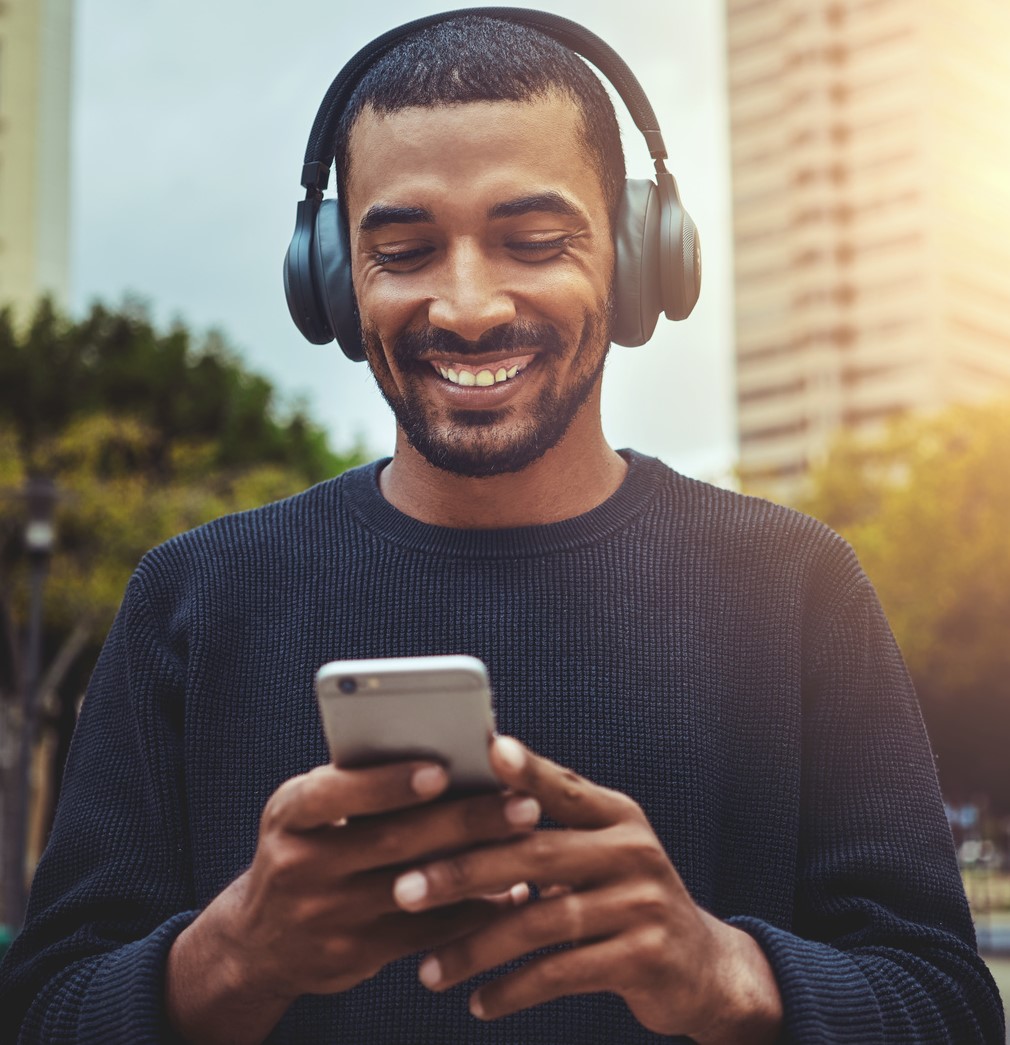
301;161;331;194
644;131;668;165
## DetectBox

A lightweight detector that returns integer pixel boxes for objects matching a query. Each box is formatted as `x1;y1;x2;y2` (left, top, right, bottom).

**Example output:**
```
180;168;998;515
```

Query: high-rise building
0;0;73;319
726;0;1010;495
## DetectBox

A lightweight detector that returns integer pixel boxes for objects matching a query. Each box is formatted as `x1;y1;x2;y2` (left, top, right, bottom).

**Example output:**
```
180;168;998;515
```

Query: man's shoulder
639;454;862;589
134;460;378;583
648;456;844;546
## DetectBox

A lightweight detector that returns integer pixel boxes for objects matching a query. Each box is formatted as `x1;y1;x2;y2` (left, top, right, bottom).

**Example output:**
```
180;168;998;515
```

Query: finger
282;861;461;922
419;889;625;991
264;761;449;833
336;791;541;875
490;737;639;829
468;940;621;1021
375;899;499;954
309;898;508;994
393;825;631;911
483;883;531;909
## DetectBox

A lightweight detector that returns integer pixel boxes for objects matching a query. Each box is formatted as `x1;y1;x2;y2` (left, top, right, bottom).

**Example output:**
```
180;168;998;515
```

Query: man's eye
370;246;433;269
508;237;571;259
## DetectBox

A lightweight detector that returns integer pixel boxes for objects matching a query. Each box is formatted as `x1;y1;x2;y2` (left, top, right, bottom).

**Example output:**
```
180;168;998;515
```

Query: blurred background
1;0;1008;1017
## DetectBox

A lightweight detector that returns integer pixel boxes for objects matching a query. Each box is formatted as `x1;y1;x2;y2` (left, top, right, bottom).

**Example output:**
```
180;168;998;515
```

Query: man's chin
404;427;554;478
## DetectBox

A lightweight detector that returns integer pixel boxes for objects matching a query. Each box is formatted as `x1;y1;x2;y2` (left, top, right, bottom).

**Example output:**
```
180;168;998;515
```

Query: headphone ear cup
313;199;367;362
611;175;702;346
655;171;701;323
612;179;663;347
284;198;334;345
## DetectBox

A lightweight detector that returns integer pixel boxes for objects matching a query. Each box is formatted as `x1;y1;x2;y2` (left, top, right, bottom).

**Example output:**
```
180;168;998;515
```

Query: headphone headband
298;7;669;196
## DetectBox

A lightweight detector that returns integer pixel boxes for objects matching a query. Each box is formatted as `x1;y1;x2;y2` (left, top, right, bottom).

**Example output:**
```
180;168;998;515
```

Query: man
0;13;1004;1043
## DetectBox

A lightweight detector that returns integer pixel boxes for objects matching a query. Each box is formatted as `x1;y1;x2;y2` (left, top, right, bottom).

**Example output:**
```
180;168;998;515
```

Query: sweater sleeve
730;568;1005;1043
0;570;199;1043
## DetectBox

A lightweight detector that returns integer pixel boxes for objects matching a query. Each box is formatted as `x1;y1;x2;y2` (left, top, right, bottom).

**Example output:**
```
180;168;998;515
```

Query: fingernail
412;764;448;796
394;870;428;907
504;795;540;826
495;736;525;772
418;954;442;988
470;991;486;1019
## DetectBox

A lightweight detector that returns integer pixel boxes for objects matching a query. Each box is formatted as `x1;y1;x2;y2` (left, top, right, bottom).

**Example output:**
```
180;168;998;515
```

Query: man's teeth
438;364;522;386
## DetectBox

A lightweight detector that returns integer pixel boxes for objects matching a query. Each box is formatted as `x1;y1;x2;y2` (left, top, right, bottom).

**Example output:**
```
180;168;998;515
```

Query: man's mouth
429;354;535;387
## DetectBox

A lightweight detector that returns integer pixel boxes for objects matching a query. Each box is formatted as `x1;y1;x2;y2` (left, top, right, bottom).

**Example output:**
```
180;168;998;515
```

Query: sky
70;1;737;481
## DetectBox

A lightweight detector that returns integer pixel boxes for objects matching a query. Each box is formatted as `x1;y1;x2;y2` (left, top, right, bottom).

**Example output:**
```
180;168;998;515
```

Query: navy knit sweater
0;452;1003;1043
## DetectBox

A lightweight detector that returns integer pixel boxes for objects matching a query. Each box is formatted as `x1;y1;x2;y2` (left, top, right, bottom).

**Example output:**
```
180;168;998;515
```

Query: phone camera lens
338;677;358;695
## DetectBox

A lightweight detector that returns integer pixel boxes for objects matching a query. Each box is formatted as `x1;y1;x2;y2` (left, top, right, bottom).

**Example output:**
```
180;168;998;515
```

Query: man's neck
378;419;628;529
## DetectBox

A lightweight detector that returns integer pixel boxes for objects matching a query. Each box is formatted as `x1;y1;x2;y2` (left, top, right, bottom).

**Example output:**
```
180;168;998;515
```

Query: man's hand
165;759;539;1044
393;737;783;1044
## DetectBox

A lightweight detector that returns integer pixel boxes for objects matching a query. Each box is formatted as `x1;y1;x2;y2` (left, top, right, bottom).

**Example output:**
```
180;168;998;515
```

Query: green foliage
794;401;1010;811
0;298;369;703
0;298;353;482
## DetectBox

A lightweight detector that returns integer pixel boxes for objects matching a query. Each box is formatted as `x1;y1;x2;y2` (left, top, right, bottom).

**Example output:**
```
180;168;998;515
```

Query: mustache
392;321;565;367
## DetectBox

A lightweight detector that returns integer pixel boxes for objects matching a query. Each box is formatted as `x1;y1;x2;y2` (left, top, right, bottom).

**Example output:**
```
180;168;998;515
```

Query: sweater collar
339;449;672;559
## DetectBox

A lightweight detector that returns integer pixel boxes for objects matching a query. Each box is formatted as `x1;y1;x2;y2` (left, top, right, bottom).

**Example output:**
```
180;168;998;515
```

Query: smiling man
352;94;623;523
0;11;1004;1045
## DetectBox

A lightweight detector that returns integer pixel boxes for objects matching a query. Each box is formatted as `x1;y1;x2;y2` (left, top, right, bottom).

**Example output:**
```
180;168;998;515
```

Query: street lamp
8;475;59;929
23;477;58;558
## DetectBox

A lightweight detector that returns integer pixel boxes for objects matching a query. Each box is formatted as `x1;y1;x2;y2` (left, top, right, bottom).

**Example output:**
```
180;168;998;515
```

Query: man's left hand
392;736;783;1044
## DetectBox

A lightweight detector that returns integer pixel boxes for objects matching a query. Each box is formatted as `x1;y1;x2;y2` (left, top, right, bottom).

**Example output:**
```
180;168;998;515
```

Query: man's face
344;93;616;477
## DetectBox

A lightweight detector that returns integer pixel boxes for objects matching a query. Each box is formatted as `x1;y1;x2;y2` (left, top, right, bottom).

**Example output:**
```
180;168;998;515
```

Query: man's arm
0;571;538;1045
733;573;1005;1042
389;573;1005;1043
0;575;197;1043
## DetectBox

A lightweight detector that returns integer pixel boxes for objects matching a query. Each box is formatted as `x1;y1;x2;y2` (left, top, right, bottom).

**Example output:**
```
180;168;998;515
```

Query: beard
362;302;613;478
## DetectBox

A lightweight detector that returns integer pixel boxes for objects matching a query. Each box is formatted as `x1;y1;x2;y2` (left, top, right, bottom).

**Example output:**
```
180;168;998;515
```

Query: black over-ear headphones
283;7;701;361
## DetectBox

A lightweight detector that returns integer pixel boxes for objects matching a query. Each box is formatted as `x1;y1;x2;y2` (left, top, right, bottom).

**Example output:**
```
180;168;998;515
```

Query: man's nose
426;244;517;342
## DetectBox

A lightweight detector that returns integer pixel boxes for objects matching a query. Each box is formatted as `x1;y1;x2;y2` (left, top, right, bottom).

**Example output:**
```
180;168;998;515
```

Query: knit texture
0;451;1003;1043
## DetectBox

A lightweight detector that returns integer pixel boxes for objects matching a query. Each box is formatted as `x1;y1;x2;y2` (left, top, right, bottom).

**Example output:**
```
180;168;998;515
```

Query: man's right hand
164;759;540;1044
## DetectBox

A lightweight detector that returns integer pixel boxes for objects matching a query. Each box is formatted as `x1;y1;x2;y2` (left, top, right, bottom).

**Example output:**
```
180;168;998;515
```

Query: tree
792;400;1010;813
0;298;350;481
0;300;369;903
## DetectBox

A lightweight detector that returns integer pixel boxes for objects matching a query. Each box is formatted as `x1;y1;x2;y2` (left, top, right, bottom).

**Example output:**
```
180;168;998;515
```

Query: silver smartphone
315;654;499;795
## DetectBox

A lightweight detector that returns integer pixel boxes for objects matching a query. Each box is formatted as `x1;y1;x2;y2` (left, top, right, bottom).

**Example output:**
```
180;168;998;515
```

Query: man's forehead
343;94;595;208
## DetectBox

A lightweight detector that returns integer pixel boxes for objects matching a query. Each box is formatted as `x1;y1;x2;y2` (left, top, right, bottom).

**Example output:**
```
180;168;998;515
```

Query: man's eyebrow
488;192;584;221
358;204;434;233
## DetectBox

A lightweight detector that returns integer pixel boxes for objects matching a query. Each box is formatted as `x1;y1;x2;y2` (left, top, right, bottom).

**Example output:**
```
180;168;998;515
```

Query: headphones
283;7;701;361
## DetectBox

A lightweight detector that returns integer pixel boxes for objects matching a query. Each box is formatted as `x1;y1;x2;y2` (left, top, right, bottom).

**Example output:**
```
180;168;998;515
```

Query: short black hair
334;15;626;222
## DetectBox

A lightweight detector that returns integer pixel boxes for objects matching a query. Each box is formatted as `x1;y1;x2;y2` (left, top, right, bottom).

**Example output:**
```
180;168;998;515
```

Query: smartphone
315;654;500;795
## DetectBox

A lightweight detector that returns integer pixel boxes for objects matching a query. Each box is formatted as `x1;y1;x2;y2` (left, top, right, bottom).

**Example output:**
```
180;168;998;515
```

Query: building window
740;418;809;442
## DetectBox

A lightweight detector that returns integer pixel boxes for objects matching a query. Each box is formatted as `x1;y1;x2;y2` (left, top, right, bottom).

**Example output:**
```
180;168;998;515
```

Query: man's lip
420;351;539;395
424;352;538;371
